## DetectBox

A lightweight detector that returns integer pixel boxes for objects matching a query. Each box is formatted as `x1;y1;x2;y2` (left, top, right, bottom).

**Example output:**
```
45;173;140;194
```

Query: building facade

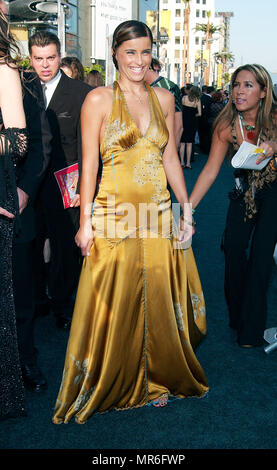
7;0;233;87
7;0;138;68
141;0;233;87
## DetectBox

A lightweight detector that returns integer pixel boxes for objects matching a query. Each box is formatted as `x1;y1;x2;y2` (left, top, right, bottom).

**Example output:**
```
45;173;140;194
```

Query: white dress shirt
41;70;62;108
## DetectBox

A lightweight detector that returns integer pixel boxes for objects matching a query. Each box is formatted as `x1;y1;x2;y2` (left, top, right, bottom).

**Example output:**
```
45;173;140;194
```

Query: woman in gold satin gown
52;20;208;425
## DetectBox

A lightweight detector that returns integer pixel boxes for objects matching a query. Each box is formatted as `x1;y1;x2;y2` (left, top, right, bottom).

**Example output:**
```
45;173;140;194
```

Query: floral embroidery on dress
74;386;96;413
191;293;206;321
174;302;185;331
69;355;91;385
133;154;163;203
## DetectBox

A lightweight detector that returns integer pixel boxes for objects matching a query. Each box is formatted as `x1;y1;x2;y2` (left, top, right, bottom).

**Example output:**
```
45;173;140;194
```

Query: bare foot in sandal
152;393;168;408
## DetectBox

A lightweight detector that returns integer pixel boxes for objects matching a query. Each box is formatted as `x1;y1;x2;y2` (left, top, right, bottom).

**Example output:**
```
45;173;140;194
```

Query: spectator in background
198;85;214;154
208;89;226;128
179;85;201;169
85;69;104;88
29;32;92;331
61;56;85;81
13;71;52;394
151;57;161;74
181;83;192;97
223;90;229;105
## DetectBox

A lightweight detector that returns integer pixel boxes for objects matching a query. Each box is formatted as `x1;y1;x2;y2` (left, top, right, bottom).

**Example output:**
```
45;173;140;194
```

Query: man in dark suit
13;74;52;392
198;85;214;155
29;32;92;330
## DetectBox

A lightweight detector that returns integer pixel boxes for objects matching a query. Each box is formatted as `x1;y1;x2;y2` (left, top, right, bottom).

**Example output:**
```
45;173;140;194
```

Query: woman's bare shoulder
82;86;113;118
152;86;174;115
0;62;19;79
214;118;233;143
152;85;173;101
85;85;112;103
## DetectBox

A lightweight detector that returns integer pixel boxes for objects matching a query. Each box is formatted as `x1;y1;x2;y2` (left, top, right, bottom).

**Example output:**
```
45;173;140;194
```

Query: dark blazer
40;70;92;212
200;93;213;121
14;74;52;244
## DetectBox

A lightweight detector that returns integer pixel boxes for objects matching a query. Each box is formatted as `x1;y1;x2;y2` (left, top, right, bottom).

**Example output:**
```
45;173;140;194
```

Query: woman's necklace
121;86;145;105
239;112;256;140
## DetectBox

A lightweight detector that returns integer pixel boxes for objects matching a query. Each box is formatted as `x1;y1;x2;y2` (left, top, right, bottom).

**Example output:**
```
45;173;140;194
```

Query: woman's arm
154;88;193;240
0;64;26;219
0;64;26;129
159;89;189;208
75;87;108;256
189;124;230;209
196;98;202;117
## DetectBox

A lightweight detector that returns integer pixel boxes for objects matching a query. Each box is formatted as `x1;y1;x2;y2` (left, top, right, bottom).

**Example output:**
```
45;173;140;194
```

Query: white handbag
231;118;272;170
231;140;272;170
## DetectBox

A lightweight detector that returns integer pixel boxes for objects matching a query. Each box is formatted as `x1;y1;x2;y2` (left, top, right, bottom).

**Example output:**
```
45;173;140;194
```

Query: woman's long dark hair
0;9;22;66
112;20;153;70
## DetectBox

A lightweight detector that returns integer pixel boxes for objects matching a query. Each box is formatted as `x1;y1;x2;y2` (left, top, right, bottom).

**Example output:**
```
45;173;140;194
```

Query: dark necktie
42;83;47;108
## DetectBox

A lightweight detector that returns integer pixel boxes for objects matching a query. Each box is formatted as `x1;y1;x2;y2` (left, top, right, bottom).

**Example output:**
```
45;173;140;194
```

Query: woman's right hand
0;206;15;218
75;225;94;257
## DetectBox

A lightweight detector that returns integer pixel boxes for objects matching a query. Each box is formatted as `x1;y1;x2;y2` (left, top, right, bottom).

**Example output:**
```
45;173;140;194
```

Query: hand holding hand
179;214;195;243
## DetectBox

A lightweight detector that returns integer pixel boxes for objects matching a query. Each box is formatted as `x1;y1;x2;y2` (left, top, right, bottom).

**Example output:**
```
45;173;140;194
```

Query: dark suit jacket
14;74;52;244
200;93;213;121
39;71;92;213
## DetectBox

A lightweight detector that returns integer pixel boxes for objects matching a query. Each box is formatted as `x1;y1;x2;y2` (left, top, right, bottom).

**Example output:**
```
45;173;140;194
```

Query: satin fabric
52;81;208;424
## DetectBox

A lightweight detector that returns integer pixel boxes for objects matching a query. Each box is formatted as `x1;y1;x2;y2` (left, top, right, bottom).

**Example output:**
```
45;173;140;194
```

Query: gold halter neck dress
52;81;208;424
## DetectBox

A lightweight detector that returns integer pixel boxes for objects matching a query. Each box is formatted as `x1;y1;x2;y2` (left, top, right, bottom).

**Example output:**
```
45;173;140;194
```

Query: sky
215;0;277;78
140;0;277;83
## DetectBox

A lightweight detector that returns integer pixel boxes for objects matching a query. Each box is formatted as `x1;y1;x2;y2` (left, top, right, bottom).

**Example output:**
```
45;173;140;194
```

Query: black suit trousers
223;178;277;346
34;199;82;317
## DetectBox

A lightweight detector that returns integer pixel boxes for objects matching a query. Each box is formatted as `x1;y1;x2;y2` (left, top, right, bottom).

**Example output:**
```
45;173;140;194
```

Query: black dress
0;127;28;419
180;104;198;143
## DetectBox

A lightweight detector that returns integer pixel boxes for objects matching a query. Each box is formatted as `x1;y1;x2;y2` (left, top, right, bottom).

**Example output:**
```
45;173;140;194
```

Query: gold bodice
93;81;171;240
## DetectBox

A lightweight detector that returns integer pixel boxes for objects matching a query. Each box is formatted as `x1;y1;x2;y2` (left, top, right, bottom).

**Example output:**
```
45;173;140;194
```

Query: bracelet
180;215;196;227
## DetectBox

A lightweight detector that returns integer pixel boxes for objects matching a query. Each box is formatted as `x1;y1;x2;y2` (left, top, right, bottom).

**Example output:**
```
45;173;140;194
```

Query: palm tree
195;11;221;85
182;0;192;86
214;49;235;86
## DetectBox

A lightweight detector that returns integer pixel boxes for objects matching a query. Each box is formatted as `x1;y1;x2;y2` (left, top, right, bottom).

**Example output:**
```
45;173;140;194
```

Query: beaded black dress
0;127;28;419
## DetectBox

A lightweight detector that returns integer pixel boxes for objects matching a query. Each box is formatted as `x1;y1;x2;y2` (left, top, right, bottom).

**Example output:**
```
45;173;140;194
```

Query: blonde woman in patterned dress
52;20;208;425
190;64;277;348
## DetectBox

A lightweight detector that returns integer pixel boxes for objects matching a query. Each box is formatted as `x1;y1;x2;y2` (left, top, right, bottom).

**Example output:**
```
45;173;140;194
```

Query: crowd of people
0;7;277;426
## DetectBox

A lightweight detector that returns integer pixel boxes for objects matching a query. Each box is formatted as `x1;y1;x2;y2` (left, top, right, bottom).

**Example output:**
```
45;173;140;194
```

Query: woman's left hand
256;141;277;165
